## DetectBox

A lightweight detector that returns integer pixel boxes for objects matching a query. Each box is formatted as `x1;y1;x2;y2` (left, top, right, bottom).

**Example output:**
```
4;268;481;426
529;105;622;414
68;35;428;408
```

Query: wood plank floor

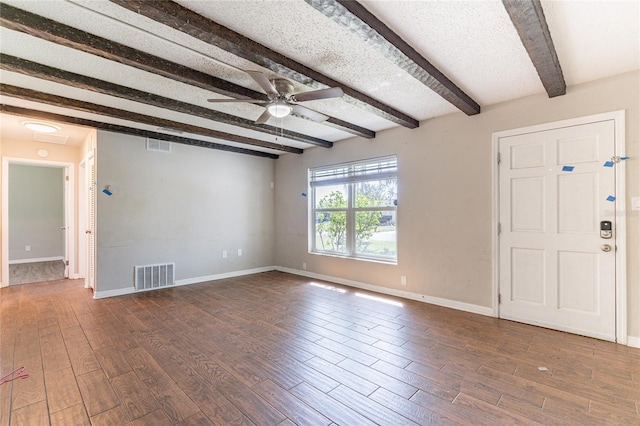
1;271;639;425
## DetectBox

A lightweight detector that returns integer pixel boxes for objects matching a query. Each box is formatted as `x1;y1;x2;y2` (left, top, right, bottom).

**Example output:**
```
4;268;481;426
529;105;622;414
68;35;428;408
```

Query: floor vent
146;138;172;153
135;263;175;291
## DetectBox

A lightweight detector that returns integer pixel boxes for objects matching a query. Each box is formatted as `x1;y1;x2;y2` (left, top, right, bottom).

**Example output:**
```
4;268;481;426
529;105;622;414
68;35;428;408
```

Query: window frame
309;156;398;263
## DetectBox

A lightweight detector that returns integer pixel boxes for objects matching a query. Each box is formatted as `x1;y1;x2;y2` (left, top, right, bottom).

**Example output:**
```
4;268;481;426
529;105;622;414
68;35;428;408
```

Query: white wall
274;71;640;338
8;164;64;261
95;132;276;294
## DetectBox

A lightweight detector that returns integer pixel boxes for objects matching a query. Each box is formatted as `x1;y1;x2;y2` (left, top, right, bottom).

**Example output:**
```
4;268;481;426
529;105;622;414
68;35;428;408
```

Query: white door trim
1;157;76;288
492;110;627;345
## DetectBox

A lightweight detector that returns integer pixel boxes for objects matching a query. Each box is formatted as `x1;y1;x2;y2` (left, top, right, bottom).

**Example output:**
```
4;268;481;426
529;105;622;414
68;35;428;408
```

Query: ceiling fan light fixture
22;121;60;133
267;100;292;118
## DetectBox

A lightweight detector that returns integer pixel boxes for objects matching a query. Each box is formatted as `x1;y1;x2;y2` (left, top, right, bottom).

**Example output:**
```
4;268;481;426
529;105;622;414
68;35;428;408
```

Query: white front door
498;119;618;341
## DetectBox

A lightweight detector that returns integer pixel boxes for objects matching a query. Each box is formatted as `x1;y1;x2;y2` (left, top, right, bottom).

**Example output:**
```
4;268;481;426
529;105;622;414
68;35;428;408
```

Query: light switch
632;197;640;211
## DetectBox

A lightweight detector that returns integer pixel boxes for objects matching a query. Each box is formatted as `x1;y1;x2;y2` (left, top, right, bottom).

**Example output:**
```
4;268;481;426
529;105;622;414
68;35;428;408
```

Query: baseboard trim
174;266;275;286
275;266;494;317
93;287;135;299
9;256;64;265
93;266;276;299
627;336;640;348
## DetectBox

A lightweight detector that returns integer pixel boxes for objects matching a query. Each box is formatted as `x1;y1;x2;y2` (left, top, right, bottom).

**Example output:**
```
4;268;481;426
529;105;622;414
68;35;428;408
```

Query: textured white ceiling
361;0;545;105
542;0;640;84
1;0;638;156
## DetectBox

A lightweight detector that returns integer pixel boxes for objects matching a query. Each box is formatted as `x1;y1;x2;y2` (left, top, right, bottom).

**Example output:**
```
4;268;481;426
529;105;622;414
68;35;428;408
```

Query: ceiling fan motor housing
270;79;296;99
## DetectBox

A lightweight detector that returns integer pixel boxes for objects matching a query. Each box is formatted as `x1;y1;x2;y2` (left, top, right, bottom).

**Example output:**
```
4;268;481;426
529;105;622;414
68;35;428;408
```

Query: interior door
499;119;616;341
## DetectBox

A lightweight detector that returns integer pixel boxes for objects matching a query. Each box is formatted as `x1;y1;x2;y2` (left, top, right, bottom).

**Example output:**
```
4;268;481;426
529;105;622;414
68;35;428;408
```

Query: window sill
309;250;398;266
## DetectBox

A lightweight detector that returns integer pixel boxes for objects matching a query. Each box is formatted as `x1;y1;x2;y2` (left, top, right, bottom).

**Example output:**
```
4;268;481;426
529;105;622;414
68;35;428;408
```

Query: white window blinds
309;156;397;187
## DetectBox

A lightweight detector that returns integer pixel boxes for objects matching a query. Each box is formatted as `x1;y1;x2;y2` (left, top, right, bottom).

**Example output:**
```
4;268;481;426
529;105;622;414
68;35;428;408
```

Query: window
310;156;397;263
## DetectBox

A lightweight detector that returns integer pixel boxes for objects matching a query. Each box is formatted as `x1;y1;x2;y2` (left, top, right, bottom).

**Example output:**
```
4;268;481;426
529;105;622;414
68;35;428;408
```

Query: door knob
601;244;612;252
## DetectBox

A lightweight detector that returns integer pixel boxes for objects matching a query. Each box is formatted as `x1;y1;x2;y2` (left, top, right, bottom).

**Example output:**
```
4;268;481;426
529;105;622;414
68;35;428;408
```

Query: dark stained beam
0;3;374;139
0;54;331;148
317;115;374;139
0;3;255;99
0;84;299;155
0;104;278;159
108;0;419;129
308;0;480;116
502;0;566;97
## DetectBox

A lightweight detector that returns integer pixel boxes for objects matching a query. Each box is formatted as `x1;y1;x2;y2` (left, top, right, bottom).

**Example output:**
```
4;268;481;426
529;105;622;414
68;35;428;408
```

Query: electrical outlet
401;275;407;286
25;245;31;251
238;249;242;256
302;262;307;270
222;250;227;259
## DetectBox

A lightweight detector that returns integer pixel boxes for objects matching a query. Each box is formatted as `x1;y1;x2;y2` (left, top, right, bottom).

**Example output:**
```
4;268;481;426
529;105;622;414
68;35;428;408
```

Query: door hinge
498;294;501;304
497;223;502;234
497;152;502;164
65;260;69;266
66;175;69;181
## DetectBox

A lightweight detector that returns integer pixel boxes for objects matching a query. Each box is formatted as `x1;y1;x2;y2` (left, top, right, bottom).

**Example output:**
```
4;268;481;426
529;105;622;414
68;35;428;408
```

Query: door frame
492;110;627;345
1;157;76;287
78;152;96;289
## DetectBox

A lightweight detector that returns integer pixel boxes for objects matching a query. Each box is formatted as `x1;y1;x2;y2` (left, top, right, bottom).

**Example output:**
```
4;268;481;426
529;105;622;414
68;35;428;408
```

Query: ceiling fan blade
207;98;267;103
246;70;279;96
255;109;272;124
292;105;329;122
293;87;344;102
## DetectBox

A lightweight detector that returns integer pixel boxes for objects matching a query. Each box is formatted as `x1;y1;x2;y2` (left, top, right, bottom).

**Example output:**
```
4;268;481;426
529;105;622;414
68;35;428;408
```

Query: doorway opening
2;158;76;287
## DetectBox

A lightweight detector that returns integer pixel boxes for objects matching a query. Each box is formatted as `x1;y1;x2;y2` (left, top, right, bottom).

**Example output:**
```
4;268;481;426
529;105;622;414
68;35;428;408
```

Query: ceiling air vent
33;132;69;145
146;138;171;153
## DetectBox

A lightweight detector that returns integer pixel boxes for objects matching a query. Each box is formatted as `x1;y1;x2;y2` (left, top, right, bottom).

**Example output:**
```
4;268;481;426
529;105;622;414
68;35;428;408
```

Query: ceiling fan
207;70;344;124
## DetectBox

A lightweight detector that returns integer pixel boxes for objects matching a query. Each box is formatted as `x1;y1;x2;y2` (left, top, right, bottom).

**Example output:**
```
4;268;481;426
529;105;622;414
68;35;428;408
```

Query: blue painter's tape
620;156;630;160
606;195;616;202
562;166;574;172
603;161;615;167
301;192;307;197
102;189;112;196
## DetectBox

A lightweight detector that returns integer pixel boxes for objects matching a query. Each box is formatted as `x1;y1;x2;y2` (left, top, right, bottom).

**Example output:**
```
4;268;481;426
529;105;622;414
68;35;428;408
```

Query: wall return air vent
146;138;172;153
134;263;175;291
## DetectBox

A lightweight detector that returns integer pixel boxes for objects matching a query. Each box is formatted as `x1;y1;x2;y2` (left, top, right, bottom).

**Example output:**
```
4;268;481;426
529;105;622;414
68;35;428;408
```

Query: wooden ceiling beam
309;0;481;116
0;3;374;139
502;0;566;97
0;104;279;159
0;54;330;149
0;84;300;155
108;0;419;129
